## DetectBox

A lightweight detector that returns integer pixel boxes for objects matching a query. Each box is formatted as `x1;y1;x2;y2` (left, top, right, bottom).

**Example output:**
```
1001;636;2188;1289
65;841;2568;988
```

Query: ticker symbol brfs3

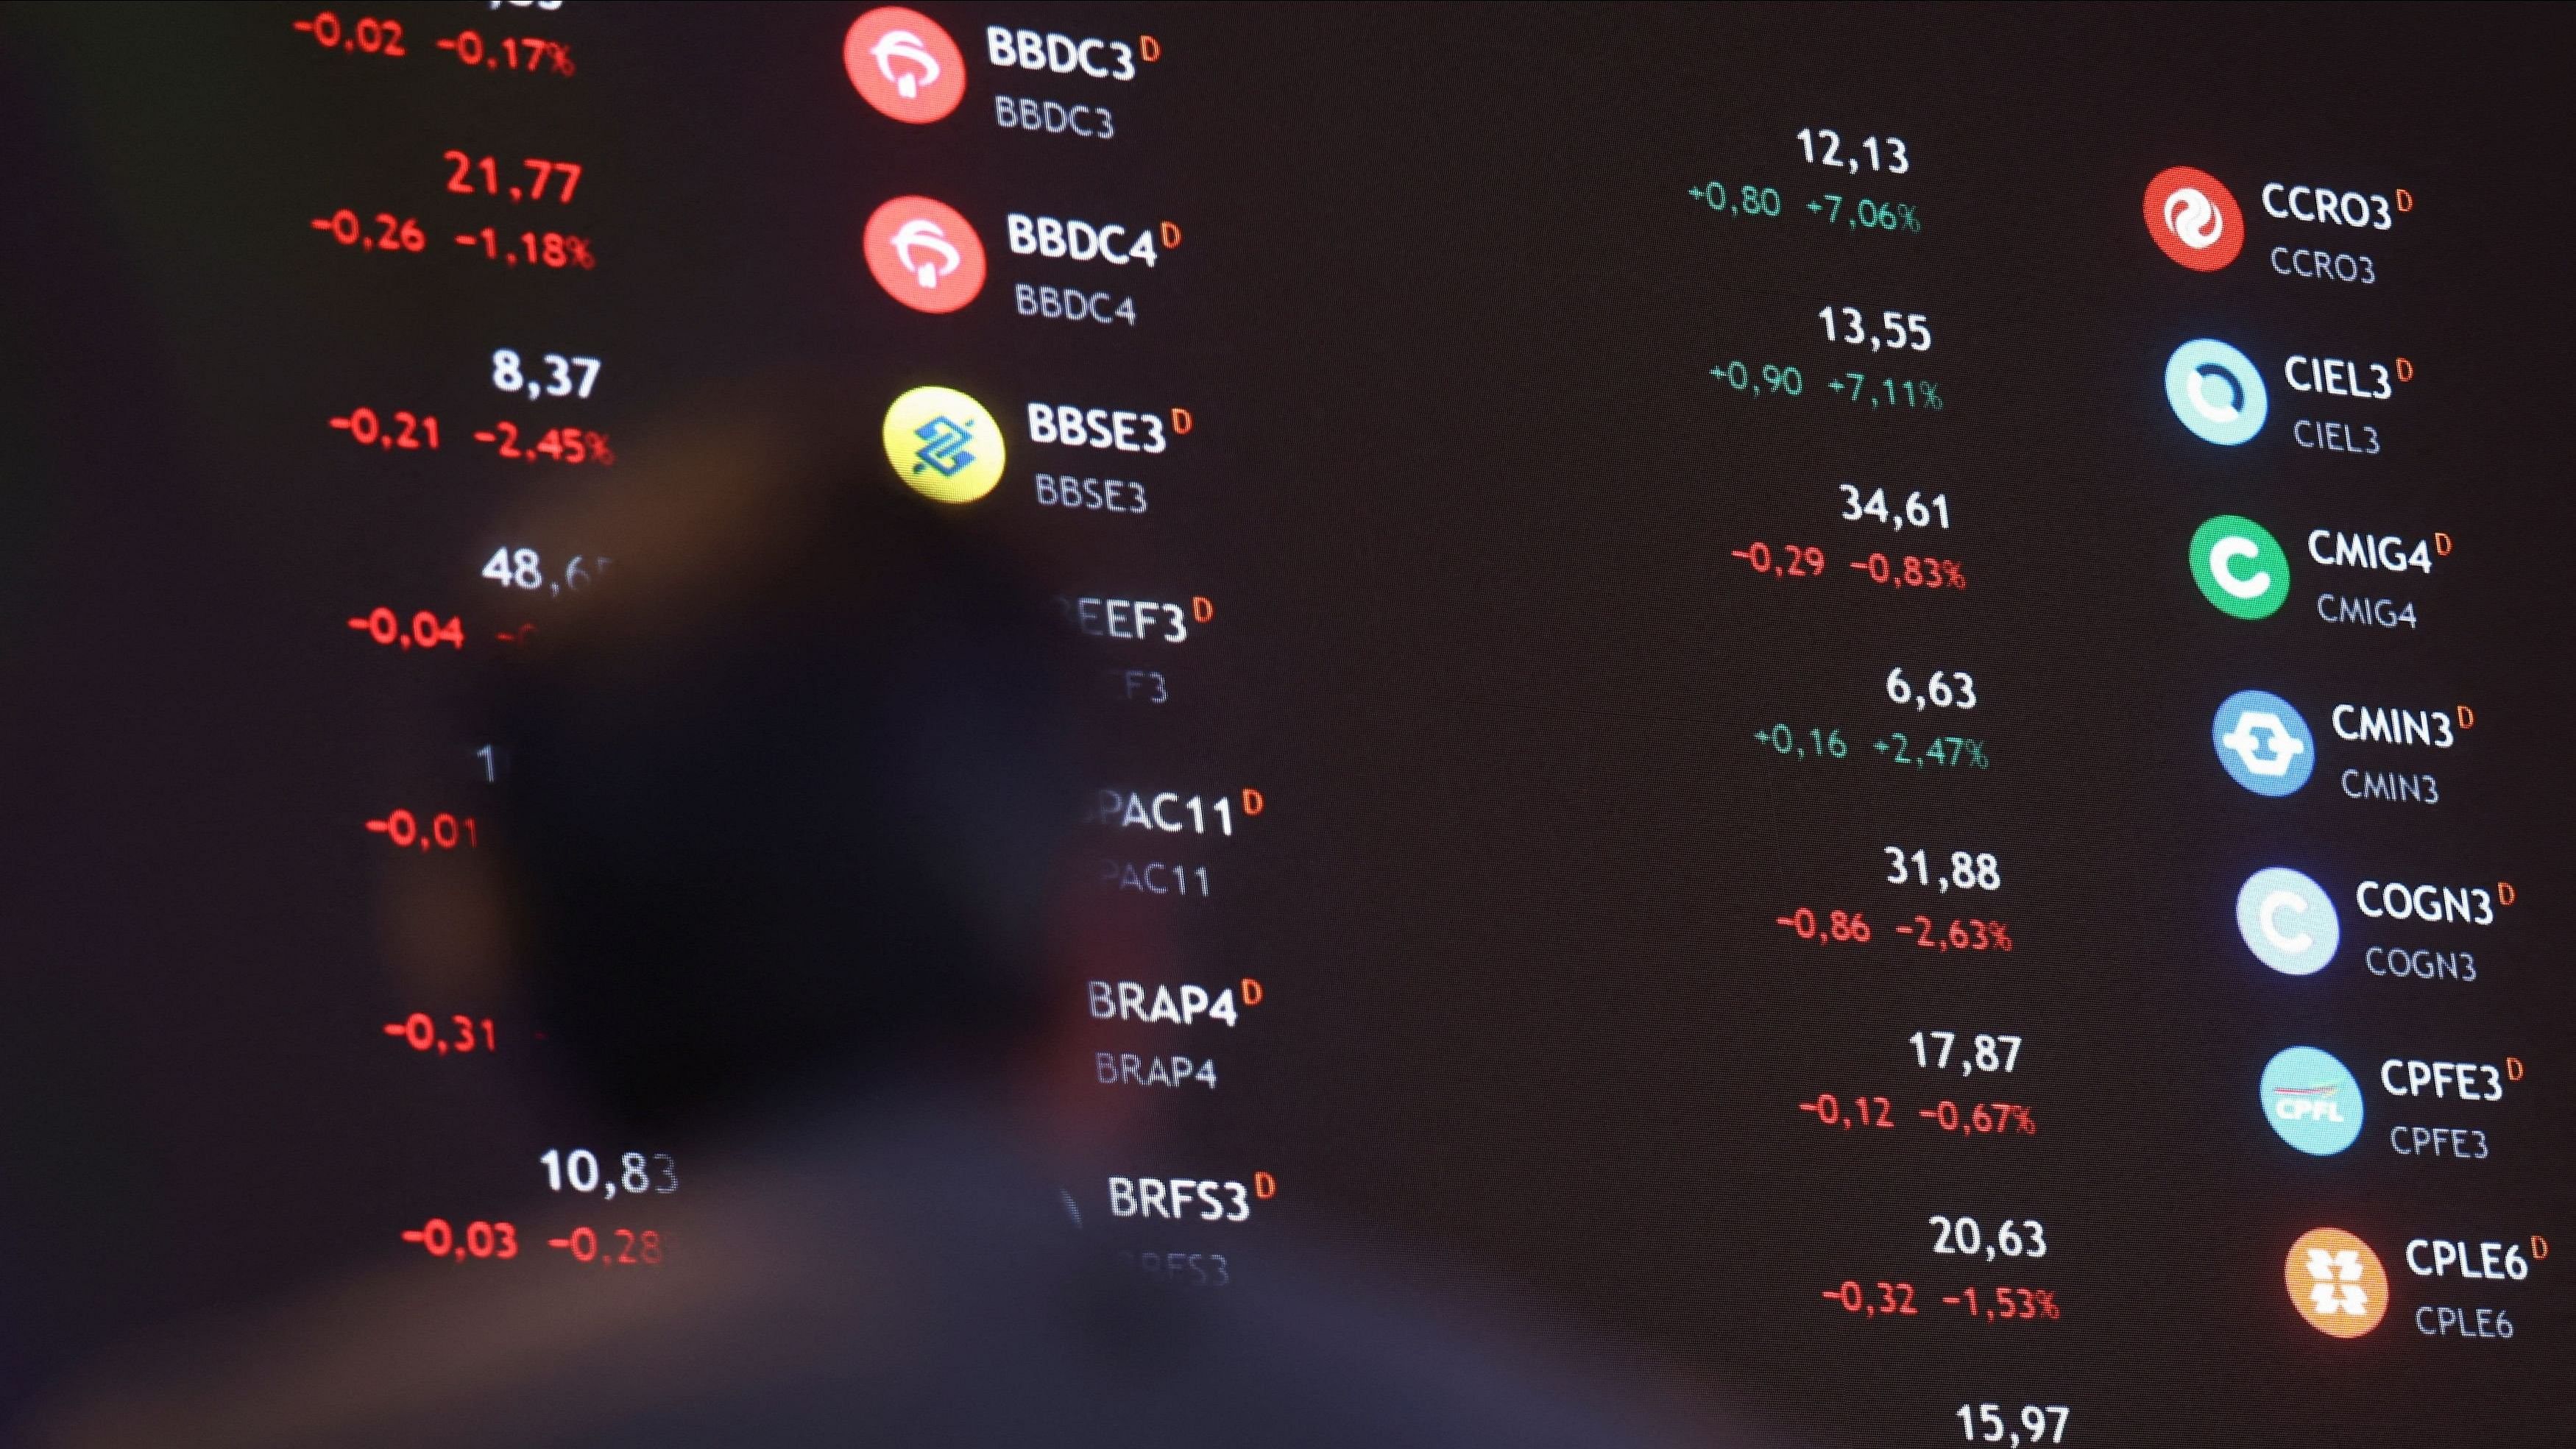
883;386;1004;503
2165;339;2268;445
2260;1046;2363;1156
2287;1227;2390;1338
2212;690;2313;796
866;197;986;313
2143;166;2244;270
846;7;967;123
2190;515;2288;620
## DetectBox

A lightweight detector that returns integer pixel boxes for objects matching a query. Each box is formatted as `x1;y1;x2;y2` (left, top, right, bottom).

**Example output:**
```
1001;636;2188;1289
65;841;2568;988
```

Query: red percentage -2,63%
328;407;439;450
1895;915;2013;952
456;227;595;269
402;1218;518;1261
547;1227;663;1266
383;1013;496;1055
347;608;465;651
1797;1093;2038;1138
472;421;615;465
364;810;479;851
436;30;576;74
1775;909;2014;952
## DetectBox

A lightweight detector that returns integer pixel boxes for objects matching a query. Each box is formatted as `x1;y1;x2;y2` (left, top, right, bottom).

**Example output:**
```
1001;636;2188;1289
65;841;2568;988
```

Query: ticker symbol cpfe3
865;197;986;312
845;7;966;123
2143;166;2245;270
883;386;1004;504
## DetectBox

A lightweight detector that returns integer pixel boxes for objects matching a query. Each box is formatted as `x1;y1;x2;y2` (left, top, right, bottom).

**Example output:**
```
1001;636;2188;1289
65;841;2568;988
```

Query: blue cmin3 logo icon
2212;689;2314;796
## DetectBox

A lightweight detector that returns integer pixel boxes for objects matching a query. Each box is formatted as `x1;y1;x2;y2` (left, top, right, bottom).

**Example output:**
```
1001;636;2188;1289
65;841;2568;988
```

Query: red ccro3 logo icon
845;7;966;124
2143;166;2245;271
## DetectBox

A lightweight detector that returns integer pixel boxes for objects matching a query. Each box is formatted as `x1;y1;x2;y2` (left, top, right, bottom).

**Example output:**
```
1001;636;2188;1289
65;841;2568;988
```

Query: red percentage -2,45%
364;810;480;851
472;421;615;464
1797;1093;2038;1137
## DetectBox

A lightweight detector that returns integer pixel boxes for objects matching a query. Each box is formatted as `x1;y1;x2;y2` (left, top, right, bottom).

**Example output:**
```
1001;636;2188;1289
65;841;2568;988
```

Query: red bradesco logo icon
845;7;966;124
2143;166;2245;271
865;196;986;313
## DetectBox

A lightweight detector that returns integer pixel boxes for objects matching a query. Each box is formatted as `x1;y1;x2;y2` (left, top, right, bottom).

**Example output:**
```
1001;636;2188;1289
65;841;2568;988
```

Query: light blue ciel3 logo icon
2165;338;2268;445
2212;689;2314;796
2237;867;2339;976
2260;1046;2363;1155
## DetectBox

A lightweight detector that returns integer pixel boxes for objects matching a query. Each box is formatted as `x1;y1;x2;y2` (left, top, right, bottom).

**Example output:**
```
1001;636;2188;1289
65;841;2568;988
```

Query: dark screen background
1;4;2569;1442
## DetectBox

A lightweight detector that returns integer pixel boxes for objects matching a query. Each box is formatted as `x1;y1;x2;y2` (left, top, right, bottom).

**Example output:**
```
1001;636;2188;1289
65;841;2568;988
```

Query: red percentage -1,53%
1822;1279;2059;1323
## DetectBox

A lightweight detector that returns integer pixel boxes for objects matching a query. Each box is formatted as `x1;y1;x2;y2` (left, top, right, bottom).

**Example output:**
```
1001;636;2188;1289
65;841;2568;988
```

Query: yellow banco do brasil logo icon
882;385;1005;503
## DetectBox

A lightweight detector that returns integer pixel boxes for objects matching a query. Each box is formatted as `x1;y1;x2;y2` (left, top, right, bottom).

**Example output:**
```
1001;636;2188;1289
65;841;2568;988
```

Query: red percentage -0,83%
1852;552;1966;589
364;810;479;851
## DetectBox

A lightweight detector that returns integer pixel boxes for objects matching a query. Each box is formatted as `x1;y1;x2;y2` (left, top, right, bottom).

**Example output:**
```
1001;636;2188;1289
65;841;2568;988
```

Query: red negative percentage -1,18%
456;228;595;269
1729;542;1967;589
1797;1094;2039;1136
